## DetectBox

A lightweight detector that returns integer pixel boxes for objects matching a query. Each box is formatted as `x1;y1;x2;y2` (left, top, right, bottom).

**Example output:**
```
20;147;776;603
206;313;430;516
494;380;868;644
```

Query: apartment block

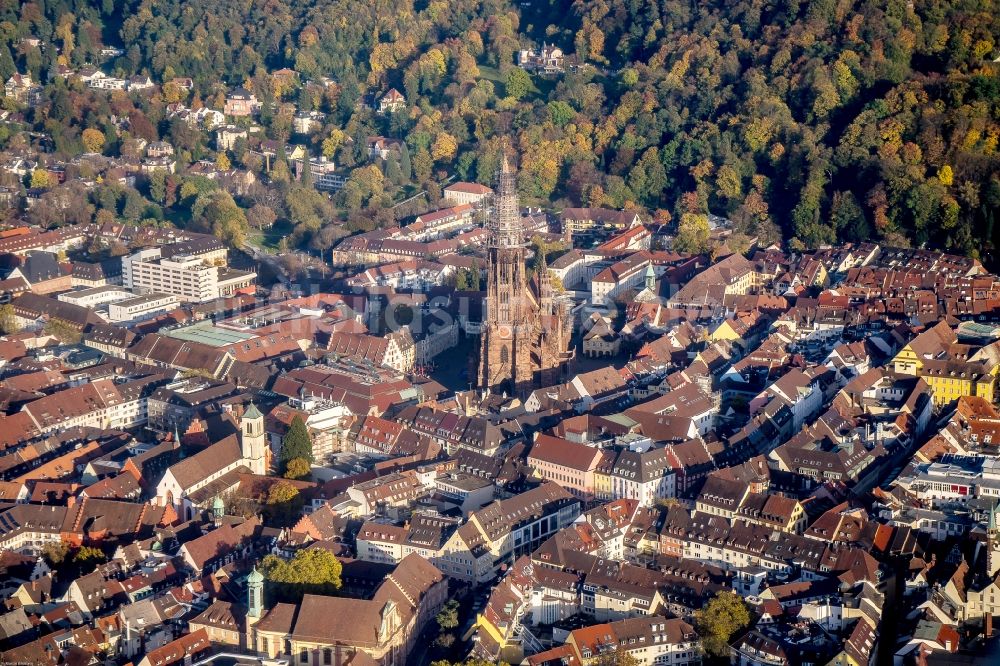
122;248;255;303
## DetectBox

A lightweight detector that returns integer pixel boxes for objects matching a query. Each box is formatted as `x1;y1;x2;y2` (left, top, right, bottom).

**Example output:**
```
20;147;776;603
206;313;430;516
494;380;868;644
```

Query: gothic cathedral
476;153;573;398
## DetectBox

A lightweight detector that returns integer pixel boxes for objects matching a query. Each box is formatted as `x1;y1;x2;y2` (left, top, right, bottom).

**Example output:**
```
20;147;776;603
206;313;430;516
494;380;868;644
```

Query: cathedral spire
476;142;572;398
488;149;523;249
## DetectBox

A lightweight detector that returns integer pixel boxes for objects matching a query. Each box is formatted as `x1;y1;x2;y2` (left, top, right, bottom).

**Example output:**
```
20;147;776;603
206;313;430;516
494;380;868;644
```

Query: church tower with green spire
245;566;264;652
644;262;656;291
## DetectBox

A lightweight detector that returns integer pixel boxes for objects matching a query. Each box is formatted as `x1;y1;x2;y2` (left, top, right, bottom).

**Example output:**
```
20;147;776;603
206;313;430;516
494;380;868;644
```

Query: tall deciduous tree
695;591;751;657
284;457;311;480
673;213;711;255
81;128;105;153
301;153;312;187
43;318;82;344
0;304;17;335
263;480;303;526
505;68;532;100
262;547;342;601
30;169;51;189
247;203;277;230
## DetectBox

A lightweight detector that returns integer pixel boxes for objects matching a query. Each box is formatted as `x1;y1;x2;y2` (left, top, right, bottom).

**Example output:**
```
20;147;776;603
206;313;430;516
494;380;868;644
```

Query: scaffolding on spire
487;152;524;249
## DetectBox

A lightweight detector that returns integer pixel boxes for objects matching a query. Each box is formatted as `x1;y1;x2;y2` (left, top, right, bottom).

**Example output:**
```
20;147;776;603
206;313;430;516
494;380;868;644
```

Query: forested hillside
546;0;1000;257
2;0;1000;261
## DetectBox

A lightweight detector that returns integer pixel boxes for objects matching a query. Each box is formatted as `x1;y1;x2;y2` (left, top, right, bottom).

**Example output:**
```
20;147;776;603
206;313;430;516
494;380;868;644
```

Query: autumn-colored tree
43;318;82;344
30;169;51;189
321;129;345;159
350;164;386;204
247;203;277;230
0;304;17;335
55;15;75;61
283;457;311;480
262;480;303;526
270;160;291;183
695;591;751;657
431;132;458;162
267;481;299;506
674;214;712;255
42;540;71;566
299;25;319;47
74;546;106;566
262;546;342;601
82;128;105;154
412;148;433;183
163;81;184;103
193;190;249;247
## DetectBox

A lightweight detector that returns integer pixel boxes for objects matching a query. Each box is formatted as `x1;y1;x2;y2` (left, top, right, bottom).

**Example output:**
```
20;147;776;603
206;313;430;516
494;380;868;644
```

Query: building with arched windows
249;553;447;666
476;154;573;398
153;403;269;521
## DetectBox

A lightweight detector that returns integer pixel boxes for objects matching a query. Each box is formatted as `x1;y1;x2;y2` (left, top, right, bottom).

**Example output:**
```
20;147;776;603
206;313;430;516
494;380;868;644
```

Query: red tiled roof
528;434;602;471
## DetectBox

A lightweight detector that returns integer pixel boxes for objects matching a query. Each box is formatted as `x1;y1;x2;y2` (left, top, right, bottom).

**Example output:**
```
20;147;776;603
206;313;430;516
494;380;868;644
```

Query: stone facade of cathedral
476;154;573;398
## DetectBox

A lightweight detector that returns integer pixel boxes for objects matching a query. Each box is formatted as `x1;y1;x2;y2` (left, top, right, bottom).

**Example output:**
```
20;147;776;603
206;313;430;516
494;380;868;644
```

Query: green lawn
478;65;506;85
250;219;293;251
478;65;549;100
397;183;423;201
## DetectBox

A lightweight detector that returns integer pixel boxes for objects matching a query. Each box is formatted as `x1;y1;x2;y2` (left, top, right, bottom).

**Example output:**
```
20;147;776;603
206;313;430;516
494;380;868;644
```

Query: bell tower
241;403;267;475
246;566;264;652
475;148;574;399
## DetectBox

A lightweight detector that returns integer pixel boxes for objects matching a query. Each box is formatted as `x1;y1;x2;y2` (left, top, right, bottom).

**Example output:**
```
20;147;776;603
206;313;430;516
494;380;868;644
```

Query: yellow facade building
891;322;999;406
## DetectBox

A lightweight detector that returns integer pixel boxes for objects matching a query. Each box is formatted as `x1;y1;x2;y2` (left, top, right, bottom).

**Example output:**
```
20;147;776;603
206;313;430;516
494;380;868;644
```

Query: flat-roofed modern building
58;285;135;309
122;248;255;303
216;267;257;297
108;293;179;322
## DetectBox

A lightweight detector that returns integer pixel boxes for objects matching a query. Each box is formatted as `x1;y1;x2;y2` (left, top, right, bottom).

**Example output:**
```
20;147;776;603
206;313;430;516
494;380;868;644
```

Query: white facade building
122;249;255;303
58;285;135;309
108;293;179;322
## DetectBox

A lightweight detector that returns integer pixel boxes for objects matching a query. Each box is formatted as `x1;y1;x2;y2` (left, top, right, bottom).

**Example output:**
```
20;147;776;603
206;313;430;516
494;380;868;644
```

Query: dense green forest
1;0;999;262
